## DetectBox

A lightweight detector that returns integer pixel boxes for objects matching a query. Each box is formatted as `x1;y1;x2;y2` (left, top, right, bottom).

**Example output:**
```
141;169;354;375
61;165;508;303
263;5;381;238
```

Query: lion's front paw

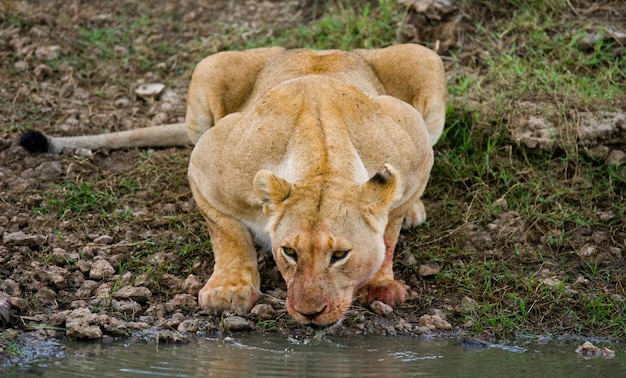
356;279;407;309
198;274;260;315
402;199;426;229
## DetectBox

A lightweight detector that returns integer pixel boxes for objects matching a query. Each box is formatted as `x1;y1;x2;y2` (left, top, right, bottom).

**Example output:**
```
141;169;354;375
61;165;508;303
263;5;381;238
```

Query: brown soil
0;0;624;359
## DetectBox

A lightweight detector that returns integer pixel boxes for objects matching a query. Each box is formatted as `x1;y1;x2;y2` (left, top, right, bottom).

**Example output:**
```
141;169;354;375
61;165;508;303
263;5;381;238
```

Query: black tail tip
19;130;50;153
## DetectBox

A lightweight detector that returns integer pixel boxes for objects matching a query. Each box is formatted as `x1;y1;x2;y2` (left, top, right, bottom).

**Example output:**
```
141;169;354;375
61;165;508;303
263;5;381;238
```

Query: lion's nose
296;305;327;321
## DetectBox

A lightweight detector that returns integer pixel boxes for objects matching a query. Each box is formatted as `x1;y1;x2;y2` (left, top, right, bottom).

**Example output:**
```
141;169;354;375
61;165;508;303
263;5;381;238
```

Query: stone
65;308;102;339
111;299;143;316
47;310;71;327
182;274;203;295
177;319;200;333
0;293;10;324
418;314;452;330
250;303;275;320
113;286;152;304
575;341;615;359
100;316;130;337
156;330;188;343
93;234;114;245
418;262;440;277
578;245;597;257
76;280;99;299
34;161;62;179
51;248;80;265
455;296;477;314
89;259;115;280
167;293;199;310
35;45;61;61
605;149;626;166
370;300;393;316
135;83;165;98
222;316;254;332
3;231;46;247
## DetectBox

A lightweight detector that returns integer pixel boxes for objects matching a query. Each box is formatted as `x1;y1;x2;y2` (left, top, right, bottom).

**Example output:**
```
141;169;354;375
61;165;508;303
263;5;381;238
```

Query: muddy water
8;335;625;377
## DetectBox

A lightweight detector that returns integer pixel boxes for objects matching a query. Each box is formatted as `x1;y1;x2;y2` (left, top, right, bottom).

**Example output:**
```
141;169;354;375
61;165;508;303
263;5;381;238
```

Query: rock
113;286;152;304
538;275;561;287
402;252;417;266
250;303;275;320
177;319;200;333
47;310;71;327
34;64;52;79
159;203;177;214
93;284;112;300
59;83;75;98
51;248;80;265
167;294;199;311
34;161;63;179
493;197;508;209
100;316;130;337
575;341;615;359
35;45;61;61
65;308;102;339
76;280;99;299
577;111;626;145
418;262;440;277
14;60;28;71
606;149;626;166
10;214;29;228
161;274;183;289
182;274;203;295
43;266;69;289
135;83;165;99
36;287;57;305
513;115;556;150
418;314;452;330
574;273;592;286
93;234;114;245
156;330;188;343
455;296;478;314
111;299;143;316
89;259;115;280
0;292;11;324
165;312;186;328
370;300;393;316
222;316;254;332
578;244;597;258
3;231;46;247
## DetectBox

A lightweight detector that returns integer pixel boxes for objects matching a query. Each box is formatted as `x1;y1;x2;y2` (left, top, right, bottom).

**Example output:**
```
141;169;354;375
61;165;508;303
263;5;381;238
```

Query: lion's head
254;164;400;326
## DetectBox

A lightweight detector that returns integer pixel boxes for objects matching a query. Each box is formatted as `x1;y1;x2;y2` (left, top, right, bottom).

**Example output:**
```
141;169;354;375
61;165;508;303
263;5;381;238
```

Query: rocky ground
0;0;625;367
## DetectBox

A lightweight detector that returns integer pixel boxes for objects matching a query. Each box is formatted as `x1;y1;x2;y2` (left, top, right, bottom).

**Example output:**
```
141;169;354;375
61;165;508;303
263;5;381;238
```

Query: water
6;335;625;377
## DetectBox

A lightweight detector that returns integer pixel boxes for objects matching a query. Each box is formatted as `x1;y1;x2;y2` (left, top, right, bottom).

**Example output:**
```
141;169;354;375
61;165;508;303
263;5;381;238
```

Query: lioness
20;44;446;327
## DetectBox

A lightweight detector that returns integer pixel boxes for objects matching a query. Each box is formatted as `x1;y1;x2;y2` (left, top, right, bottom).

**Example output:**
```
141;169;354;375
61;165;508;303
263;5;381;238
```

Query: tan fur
26;44;446;327
187;44;445;326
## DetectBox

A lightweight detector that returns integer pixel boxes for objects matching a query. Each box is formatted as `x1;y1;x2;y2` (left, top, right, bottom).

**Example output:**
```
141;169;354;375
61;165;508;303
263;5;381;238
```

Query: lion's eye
330;250;350;264
282;247;298;262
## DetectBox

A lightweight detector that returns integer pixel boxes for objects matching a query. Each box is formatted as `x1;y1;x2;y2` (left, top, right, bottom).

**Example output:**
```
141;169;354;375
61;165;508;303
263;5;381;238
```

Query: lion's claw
198;276;260;315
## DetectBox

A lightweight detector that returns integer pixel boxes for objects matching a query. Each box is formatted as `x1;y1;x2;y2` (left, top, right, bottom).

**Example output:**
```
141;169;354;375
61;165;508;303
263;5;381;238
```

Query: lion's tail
19;123;192;154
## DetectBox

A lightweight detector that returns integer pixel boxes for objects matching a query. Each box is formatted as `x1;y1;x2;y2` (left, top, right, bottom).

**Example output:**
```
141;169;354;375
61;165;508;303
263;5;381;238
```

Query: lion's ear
254;170;293;213
361;164;401;214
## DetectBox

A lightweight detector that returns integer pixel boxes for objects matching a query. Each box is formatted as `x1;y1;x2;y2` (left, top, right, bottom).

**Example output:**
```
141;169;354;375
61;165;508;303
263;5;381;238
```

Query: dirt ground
0;0;625;363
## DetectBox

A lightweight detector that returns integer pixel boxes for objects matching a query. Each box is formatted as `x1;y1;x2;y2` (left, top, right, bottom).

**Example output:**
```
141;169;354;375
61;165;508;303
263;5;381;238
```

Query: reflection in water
7;334;625;377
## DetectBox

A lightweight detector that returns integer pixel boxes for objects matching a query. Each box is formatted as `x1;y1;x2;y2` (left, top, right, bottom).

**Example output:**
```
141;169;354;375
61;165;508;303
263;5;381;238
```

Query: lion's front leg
190;181;260;315
356;207;407;308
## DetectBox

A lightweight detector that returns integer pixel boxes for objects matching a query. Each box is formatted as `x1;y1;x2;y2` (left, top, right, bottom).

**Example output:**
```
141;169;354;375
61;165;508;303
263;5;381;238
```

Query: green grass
224;0;402;51
34;179;139;219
